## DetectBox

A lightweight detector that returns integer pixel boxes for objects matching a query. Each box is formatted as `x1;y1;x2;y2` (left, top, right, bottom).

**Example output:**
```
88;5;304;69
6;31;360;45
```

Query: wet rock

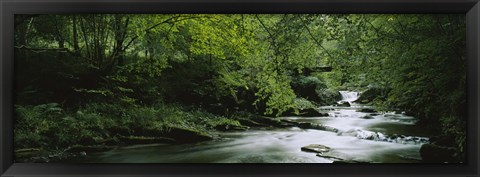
297;122;313;129
297;122;338;133
310;124;339;133
420;143;457;163
384;114;397;117
361;115;374;119
356;108;377;113
369;113;381;116
390;134;399;139
118;136;176;145
301;144;331;153
338;129;386;141
285;108;329;117
301;108;330;117
337;101;351;107
317;154;344;161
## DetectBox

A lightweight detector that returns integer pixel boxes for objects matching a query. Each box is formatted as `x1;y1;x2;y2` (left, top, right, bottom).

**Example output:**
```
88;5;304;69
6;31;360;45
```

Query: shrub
14;103;63;148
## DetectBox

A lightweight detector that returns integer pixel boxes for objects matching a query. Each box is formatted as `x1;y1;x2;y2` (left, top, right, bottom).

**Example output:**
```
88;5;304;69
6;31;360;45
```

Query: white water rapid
338;91;359;104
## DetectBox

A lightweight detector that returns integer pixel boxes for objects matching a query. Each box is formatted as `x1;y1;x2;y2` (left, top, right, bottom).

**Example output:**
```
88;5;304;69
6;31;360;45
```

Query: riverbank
14;101;339;162
15;99;437;163
50;103;435;163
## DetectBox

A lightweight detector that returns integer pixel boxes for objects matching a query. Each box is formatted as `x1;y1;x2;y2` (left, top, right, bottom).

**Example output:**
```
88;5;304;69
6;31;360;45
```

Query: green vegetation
14;14;466;161
14;102;236;149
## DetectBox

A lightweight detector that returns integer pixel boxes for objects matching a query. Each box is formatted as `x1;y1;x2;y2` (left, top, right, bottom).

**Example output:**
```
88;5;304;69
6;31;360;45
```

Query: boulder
317;154;344;161
337;101;351;107
420;143;457;163
299;108;329;117
310;124;339;133
353;87;383;104
356;108;377;113
283;108;329;117
384;114;397;117
361;115;374;119
296;122;338;133
297;122;313;129
301;144;331;153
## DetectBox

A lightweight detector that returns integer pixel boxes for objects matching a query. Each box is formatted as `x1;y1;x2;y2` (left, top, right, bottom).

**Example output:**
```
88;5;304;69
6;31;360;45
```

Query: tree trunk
72;15;79;52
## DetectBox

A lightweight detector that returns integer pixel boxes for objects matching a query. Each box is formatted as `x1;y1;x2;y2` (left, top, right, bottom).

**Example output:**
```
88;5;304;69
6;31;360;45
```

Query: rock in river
283;108;329;117
356;108;377;113
301;144;331;153
360;115;374;119
337;101;351;107
300;108;330;117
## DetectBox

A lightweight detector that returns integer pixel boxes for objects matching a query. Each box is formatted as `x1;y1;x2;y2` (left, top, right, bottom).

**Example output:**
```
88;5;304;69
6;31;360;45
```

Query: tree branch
299;17;336;61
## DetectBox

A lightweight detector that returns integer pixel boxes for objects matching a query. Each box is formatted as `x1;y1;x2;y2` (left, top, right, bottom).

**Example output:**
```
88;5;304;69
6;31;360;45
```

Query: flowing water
70;91;433;163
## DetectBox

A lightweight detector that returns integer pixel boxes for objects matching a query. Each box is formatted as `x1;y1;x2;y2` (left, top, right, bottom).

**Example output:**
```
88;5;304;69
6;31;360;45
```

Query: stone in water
301;144;331;153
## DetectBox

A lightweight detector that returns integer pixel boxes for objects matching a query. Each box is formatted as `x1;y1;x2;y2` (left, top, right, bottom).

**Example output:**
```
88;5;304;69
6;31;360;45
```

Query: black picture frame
1;0;479;176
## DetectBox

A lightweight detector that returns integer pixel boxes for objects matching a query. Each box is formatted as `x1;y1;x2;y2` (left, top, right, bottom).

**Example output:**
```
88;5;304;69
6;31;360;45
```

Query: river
70;91;433;163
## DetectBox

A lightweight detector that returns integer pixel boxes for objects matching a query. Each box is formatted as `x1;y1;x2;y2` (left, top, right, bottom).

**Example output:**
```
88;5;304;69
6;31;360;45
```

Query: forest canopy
14;14;466;161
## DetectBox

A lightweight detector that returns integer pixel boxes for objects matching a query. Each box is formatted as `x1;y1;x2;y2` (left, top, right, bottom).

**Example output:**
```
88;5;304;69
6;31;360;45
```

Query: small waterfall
338;91;359;103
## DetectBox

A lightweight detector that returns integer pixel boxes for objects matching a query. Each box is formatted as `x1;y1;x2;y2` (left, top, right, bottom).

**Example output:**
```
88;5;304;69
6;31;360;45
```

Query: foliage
14;102;232;149
14;14;467;158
